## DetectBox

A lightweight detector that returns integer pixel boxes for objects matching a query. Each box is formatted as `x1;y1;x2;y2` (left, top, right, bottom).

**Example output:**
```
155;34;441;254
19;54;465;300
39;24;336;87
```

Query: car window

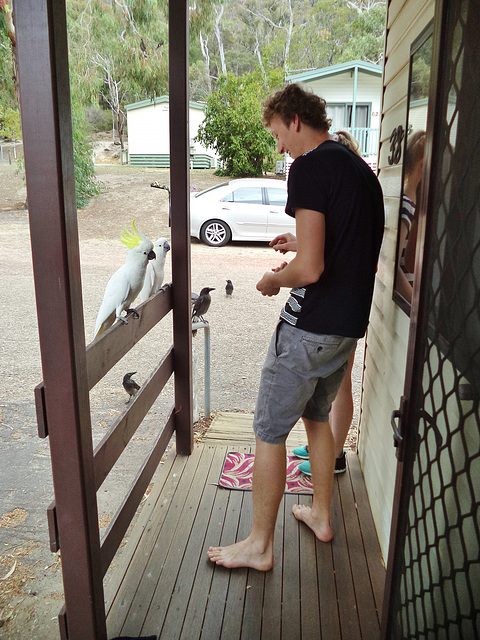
222;187;263;205
267;187;287;207
193;182;229;198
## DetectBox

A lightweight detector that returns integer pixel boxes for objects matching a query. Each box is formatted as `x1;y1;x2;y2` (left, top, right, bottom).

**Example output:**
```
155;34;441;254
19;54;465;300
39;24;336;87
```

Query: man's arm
257;209;325;296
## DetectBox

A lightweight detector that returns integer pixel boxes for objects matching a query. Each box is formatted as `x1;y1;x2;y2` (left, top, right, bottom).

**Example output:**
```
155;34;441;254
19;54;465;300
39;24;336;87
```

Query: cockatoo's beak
148;250;156;260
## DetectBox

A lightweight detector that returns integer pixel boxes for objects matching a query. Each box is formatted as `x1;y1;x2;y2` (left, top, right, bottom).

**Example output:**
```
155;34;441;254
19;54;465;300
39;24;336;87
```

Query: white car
190;178;294;247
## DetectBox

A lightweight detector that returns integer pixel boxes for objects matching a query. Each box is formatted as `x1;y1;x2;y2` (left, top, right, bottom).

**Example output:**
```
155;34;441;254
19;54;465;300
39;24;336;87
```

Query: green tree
71;92;102;208
0;105;20;139
196;71;282;178
0;1;17;108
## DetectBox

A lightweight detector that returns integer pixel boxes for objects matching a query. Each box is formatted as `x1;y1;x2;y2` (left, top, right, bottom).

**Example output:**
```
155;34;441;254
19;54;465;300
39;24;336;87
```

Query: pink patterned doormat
218;452;313;494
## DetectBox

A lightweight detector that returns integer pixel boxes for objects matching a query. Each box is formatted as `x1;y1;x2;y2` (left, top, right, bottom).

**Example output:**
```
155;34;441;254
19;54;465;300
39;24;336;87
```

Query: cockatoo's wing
94;267;132;338
139;262;156;304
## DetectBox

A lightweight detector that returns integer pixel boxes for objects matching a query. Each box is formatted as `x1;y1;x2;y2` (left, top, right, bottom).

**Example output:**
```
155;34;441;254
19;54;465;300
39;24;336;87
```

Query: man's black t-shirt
280;139;384;338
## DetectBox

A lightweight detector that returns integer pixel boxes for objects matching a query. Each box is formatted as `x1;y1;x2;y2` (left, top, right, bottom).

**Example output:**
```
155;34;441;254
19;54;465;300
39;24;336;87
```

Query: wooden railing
35;285;177;631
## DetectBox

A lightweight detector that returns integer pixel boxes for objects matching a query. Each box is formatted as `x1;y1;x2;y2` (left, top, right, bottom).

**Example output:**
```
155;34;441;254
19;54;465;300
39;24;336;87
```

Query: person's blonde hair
404;130;426;177
332;130;361;156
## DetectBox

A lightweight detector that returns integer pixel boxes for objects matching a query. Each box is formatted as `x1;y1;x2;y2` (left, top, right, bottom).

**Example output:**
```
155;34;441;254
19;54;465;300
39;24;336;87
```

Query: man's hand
272;261;288;273
256;271;281;297
270;232;297;254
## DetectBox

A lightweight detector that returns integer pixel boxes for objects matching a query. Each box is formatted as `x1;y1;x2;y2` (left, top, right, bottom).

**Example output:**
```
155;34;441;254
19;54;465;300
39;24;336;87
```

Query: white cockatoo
138;237;170;303
94;220;156;338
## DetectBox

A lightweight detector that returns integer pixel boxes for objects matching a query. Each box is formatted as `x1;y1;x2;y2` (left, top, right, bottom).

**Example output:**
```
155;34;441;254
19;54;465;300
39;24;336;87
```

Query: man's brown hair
262;83;331;132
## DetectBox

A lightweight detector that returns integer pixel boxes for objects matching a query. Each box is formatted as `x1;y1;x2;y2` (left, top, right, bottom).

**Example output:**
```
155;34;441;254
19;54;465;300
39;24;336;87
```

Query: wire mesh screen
391;0;480;638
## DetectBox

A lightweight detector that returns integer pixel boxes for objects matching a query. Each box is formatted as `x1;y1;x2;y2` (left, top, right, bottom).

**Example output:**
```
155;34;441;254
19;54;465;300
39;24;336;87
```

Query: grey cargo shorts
253;321;357;445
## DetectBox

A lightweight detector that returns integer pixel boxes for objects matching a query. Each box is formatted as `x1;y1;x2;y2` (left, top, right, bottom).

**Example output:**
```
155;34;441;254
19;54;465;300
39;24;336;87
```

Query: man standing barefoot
208;83;384;570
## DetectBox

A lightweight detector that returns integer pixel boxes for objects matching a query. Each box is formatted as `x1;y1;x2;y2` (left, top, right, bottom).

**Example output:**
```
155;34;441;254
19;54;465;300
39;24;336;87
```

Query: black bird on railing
123;372;140;404
192;287;215;322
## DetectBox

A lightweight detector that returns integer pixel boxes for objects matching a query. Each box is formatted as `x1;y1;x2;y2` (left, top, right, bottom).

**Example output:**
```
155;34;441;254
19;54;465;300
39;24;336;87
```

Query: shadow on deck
105;413;385;640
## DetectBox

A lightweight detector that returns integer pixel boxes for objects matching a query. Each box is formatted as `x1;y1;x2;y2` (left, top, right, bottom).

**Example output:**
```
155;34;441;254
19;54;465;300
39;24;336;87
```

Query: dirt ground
0;152;364;639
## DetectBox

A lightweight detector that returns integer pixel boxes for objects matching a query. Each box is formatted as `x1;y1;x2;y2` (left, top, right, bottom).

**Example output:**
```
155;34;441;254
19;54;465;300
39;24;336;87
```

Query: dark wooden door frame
381;0;480;636
381;1;445;634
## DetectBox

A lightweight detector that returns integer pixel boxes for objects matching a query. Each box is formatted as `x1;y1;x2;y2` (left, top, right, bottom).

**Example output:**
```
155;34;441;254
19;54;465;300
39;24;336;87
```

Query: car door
220;185;268;239
265;186;295;238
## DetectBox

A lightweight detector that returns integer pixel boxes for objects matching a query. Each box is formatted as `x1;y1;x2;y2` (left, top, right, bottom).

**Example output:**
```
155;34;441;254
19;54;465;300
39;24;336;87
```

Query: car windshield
192;182;229;198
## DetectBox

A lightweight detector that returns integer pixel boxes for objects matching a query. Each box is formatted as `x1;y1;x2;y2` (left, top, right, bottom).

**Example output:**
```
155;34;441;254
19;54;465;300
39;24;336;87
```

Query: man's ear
293;114;301;132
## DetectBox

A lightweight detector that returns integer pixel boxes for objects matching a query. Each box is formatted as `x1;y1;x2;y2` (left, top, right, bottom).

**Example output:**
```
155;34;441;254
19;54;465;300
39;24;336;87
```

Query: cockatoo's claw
125;308;140;319
117;315;129;325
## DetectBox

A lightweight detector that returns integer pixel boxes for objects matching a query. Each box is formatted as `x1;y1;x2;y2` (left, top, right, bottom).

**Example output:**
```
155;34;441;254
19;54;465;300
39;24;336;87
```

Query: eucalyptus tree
67;0;169;145
196;70;282;178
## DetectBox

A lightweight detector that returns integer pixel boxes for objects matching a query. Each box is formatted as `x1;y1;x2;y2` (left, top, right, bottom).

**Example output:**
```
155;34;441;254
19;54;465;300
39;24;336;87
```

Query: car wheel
200;219;232;247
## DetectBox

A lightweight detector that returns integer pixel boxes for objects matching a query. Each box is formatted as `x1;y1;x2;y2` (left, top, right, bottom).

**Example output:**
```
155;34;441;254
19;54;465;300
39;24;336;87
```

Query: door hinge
47;502;60;552
35;382;48;438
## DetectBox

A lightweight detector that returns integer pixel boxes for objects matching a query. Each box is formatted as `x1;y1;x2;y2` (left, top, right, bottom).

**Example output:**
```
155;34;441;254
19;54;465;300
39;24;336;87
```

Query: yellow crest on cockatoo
120;219;145;249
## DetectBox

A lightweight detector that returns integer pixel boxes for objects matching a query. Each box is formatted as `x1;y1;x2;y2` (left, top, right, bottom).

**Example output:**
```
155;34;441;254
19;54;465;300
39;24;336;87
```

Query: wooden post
169;0;194;455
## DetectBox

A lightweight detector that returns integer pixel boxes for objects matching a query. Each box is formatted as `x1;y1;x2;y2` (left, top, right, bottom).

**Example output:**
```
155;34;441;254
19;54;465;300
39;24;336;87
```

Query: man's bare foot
207;537;273;571
292;504;334;542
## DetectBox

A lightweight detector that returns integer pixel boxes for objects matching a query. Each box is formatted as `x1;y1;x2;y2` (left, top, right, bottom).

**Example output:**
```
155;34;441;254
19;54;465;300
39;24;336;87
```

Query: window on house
327;104;370;130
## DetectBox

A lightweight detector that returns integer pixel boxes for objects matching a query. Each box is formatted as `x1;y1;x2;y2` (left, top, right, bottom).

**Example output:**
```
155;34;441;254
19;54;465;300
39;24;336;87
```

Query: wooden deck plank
240;566;265;640
104;444;177;617
118;445;207;637
261;493;286;639
197;446;251;640
347;454;385;618
139;446;218;638
298;495;322;640
315;533;342;640
338;455;381;639
158;445;225;640
282;493;301;640
331;474;362;640
219;492;251;640
205;412;307;448
105;419;385;640
106;450;190;638
181;457;235;640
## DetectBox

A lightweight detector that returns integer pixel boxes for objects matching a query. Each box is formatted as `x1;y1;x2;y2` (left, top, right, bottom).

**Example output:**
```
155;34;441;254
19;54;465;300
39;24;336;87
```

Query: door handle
391;395;408;460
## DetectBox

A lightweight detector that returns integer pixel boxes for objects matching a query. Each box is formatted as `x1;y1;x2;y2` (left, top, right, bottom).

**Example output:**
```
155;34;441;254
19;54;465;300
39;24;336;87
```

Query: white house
125;95;217;168
286;60;383;168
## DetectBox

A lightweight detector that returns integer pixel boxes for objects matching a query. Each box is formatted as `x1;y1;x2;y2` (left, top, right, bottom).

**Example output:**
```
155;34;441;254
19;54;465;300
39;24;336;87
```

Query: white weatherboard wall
358;0;435;561
126;96;215;158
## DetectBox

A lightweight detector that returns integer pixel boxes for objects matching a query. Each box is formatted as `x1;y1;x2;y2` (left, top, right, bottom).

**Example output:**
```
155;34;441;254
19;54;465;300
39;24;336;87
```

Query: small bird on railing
123;372;140;404
192;287;214;336
225;280;233;297
192;287;214;322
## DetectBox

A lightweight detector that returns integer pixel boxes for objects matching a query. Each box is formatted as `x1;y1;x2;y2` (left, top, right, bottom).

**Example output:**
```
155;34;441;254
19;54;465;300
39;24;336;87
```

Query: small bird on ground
139;237;170;303
94;220;155;338
225;280;233;297
123;372;140;404
192;287;215;321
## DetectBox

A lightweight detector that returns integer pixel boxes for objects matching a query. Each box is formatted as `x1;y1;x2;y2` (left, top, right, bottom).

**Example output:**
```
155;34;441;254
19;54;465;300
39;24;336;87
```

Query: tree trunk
214;5;226;75
3;3;20;107
199;31;212;92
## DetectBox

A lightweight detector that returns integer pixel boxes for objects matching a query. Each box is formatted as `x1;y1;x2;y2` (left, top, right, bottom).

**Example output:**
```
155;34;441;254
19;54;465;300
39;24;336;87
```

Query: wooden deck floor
105;413;385;640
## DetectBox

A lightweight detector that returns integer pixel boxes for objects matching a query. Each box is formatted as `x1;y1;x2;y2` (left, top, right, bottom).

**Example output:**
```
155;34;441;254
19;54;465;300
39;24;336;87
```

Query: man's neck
298;129;330;156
